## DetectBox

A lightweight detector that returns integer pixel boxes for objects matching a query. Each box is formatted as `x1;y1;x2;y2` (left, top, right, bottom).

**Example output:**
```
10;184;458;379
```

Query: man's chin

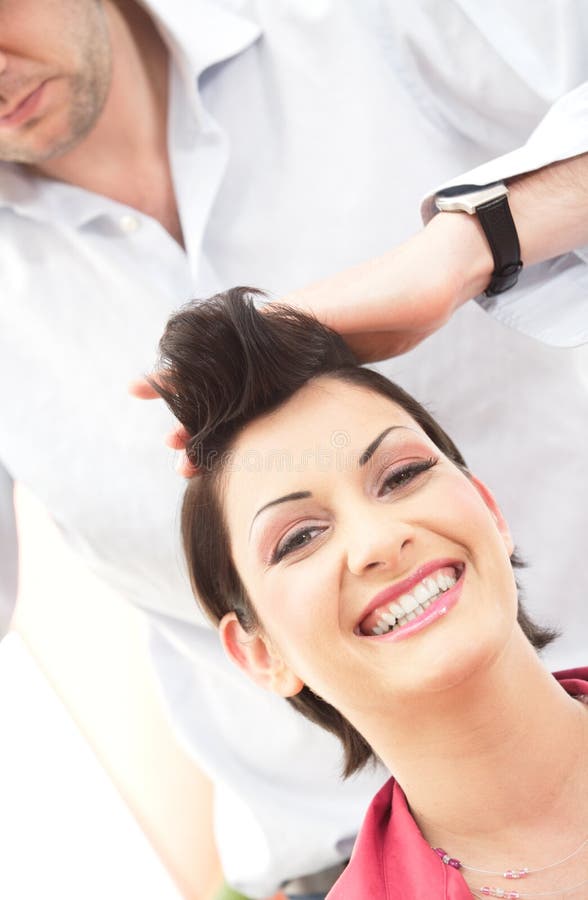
0;143;64;166
0;124;88;166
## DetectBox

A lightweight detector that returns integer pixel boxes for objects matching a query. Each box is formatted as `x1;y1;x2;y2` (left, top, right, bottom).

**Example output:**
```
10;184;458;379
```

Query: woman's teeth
370;569;458;636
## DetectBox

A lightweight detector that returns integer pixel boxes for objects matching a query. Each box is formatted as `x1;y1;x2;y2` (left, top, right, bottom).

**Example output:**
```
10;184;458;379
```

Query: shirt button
119;213;140;234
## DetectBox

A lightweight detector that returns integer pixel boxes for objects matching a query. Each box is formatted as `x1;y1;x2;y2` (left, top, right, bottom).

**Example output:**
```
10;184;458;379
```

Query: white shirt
1;1;587;894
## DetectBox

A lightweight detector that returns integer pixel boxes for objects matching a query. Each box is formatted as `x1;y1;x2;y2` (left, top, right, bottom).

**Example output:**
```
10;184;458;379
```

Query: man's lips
356;558;464;634
0;80;48;127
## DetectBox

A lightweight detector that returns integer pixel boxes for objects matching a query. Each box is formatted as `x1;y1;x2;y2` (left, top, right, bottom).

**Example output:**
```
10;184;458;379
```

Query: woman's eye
272;525;326;563
379;457;437;495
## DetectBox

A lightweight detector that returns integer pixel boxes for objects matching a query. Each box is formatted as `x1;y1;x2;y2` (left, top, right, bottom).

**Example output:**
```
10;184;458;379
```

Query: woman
151;287;588;899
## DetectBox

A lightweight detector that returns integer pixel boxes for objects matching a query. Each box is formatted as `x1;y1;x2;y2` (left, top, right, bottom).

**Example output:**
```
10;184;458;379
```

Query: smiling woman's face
222;376;517;723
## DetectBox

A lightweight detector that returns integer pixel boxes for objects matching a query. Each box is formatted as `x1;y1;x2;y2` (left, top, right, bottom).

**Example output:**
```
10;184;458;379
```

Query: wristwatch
434;182;523;296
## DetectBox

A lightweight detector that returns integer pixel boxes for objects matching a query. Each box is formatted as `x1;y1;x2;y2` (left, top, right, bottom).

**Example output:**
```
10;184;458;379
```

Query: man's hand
128;377;197;477
129;211;493;474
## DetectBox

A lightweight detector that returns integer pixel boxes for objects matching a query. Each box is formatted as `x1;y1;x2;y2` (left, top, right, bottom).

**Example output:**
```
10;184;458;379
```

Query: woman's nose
0;51;8;77
344;510;415;576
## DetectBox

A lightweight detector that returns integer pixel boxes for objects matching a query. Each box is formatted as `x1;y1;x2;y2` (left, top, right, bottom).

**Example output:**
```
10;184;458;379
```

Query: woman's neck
356;634;588;863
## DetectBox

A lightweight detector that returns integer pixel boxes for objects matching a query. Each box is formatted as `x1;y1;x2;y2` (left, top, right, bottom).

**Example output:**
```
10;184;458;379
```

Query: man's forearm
507;152;588;267
277;152;588;362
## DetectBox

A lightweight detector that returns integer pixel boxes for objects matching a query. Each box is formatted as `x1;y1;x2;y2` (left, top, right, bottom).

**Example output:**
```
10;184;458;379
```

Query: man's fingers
165;431;199;477
128;376;161;399
176;450;199;478
129;377;198;478
166;429;199;477
165;425;191;450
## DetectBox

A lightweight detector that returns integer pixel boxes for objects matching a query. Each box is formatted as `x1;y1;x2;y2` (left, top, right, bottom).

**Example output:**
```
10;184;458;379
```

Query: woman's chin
387;624;512;700
409;600;516;693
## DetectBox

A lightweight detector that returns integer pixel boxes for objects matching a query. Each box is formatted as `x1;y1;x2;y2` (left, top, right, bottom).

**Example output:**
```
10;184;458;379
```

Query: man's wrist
433;181;524;297
424;210;495;308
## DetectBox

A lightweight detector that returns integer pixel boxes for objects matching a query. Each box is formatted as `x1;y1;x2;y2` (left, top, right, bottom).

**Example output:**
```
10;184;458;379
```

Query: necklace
470;875;588;897
434;837;588;899
433;836;588;879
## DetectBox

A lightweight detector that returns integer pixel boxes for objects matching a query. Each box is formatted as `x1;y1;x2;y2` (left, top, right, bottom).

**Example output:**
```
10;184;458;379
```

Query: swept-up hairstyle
151;287;557;777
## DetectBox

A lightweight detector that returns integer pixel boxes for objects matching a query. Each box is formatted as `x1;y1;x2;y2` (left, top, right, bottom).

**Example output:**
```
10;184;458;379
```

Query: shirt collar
0;164;114;228
142;0;261;81
0;0;261;228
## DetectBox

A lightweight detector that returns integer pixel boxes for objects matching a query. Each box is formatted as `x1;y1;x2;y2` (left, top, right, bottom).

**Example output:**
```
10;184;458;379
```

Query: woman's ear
470;475;514;555
219;612;304;698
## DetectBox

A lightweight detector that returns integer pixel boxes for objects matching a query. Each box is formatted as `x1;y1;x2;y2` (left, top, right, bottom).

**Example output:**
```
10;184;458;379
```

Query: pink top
327;668;588;900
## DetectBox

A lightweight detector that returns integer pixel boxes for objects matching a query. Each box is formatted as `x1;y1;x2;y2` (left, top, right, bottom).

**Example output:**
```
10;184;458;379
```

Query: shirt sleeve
0;463;18;639
421;82;588;348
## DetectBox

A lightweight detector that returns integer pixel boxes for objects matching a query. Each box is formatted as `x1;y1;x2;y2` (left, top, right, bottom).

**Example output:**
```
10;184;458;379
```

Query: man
1;1;587;897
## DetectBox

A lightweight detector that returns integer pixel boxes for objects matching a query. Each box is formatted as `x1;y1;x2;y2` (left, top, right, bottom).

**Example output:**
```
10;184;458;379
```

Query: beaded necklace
470;877;588;898
434;835;588;899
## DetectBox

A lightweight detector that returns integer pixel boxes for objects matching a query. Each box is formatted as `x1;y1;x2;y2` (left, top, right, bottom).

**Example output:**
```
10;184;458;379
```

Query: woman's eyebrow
358;426;404;466
250;491;312;536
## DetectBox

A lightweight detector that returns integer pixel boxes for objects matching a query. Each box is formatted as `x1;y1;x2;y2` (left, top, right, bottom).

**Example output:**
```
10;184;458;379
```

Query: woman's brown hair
151;287;558;777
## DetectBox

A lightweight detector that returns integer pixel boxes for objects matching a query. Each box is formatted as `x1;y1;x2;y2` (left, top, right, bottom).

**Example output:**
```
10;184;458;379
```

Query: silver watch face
435;181;508;214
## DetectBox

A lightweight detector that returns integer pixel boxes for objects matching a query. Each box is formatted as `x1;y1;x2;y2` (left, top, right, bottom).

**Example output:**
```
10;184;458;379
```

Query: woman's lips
357;558;464;632
0;81;48;128
357;564;465;643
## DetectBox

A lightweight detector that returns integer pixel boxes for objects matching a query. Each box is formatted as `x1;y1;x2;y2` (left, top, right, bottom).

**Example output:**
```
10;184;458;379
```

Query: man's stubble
0;2;112;165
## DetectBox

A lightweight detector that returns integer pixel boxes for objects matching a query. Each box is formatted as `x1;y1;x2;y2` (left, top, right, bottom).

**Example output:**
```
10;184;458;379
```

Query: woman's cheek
271;561;338;652
432;476;493;537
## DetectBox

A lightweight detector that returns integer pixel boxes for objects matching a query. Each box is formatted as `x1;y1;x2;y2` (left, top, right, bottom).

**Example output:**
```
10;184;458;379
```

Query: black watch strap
476;195;523;296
